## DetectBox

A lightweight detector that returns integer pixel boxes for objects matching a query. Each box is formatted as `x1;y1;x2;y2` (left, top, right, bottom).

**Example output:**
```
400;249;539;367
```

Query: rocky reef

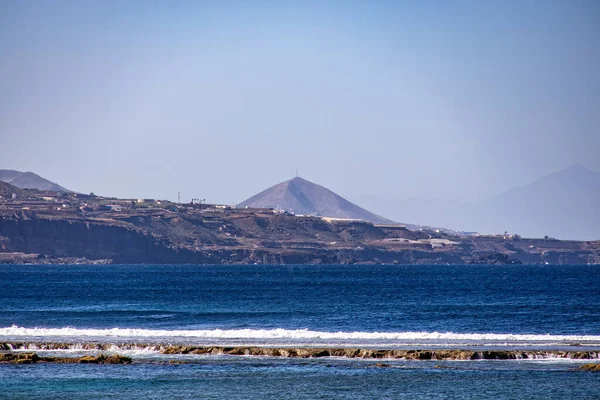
2;342;600;361
159;346;600;360
580;363;600;371
0;352;132;364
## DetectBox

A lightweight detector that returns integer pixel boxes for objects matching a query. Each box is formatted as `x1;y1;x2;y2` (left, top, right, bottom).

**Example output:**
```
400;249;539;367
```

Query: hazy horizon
2;1;599;210
1;161;597;202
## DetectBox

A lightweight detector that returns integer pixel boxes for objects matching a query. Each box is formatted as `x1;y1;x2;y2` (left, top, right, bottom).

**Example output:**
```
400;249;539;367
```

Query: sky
1;0;599;206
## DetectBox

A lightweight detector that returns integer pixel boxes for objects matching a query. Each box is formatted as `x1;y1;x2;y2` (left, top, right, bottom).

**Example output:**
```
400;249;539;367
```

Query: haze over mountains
466;164;600;240
354;164;600;241
0;169;68;192
238;176;392;224
2;164;598;240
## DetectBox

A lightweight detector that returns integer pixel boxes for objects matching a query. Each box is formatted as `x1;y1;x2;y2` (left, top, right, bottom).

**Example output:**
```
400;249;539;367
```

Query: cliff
0;206;598;265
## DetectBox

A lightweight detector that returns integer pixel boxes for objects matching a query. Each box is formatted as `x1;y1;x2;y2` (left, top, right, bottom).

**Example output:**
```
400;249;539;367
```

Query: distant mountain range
238;176;393;224
465;163;600;240
0;169;69;192
354;164;600;241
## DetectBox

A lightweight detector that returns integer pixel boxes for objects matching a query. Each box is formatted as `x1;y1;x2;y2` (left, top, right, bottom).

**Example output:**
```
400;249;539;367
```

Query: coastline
1;208;598;265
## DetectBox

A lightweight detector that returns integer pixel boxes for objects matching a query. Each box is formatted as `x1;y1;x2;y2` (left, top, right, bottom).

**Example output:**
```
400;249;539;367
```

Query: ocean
1;264;599;399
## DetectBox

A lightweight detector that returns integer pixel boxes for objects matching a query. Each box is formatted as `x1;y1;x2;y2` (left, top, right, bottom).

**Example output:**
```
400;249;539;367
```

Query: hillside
238;177;393;224
0;181;23;198
0;170;69;192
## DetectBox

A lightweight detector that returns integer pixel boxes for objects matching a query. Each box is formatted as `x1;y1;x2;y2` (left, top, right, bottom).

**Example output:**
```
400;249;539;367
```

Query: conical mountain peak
238;177;393;223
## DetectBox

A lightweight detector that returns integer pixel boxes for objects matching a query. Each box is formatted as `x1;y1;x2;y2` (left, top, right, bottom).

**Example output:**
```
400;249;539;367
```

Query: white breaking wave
1;325;599;343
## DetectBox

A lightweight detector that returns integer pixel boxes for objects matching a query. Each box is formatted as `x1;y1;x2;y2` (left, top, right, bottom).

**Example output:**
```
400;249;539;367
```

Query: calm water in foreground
1;264;599;399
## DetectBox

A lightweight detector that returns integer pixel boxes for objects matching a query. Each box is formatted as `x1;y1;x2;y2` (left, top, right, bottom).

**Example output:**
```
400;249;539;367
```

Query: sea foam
1;325;599;345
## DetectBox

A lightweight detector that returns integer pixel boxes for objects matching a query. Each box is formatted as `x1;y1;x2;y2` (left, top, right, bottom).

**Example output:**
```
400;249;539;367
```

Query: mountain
461;163;600;240
351;164;600;240
238;177;394;223
0;169;69;192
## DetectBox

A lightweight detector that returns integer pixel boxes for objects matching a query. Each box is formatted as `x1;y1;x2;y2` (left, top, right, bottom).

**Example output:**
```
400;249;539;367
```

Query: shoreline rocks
2;343;600;363
159;346;600;360
580;363;600;372
0;352;132;364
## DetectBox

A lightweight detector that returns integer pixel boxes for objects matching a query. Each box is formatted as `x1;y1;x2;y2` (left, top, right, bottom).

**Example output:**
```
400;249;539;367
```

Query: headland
0;186;598;265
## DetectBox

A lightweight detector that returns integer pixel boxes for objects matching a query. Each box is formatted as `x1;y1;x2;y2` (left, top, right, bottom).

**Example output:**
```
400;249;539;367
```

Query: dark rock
463;252;522;265
0;352;132;364
0;352;39;363
580;363;600;372
78;355;106;363
103;355;132;364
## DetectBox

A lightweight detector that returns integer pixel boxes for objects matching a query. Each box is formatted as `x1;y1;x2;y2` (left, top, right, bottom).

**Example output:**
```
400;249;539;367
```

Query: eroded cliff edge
1;207;598;265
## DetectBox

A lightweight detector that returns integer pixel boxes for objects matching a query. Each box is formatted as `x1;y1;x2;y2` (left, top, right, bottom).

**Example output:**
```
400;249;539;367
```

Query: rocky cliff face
0;217;451;264
0;209;597;265
0;216;202;264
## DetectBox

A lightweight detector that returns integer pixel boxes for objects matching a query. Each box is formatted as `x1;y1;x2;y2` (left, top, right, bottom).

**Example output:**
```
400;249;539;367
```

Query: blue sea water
1;264;600;399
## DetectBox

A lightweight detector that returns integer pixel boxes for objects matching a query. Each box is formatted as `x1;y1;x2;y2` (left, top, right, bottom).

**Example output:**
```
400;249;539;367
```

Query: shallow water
2;358;600;400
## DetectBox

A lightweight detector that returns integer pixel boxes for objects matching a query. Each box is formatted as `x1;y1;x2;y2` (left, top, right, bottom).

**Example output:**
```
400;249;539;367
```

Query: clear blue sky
1;0;598;204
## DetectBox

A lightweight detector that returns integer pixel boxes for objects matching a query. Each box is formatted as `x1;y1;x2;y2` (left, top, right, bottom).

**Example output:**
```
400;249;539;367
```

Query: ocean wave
1;325;599;343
